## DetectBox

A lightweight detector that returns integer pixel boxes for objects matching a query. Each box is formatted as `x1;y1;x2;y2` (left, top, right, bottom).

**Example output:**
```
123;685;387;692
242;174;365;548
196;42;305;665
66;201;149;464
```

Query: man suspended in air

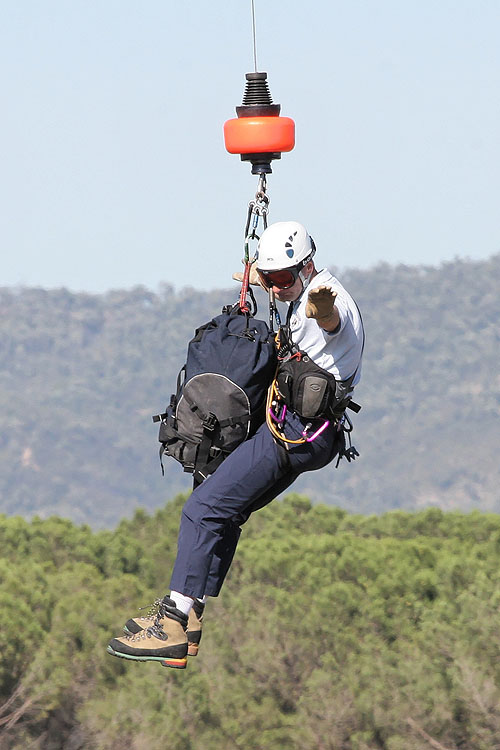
107;221;364;668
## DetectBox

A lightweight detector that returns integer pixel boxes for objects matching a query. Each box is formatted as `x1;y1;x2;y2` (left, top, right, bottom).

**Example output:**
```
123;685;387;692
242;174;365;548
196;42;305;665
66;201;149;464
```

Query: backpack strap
192;412;233;487
194;411;218;485
176;365;186;398
152;405;179;476
182;391;249;430
193;450;227;487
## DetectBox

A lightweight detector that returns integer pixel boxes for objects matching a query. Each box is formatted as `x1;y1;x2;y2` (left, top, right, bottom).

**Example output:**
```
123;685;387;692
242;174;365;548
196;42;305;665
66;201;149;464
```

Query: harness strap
335;415;360;467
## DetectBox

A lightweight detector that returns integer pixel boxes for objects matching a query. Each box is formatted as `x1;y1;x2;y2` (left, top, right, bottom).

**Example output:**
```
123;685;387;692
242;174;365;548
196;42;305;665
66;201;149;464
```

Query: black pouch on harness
276;353;358;419
153;306;277;487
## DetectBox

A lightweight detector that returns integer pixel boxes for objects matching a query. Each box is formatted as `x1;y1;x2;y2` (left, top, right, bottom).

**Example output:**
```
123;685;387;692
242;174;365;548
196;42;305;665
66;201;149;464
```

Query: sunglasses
257;266;302;290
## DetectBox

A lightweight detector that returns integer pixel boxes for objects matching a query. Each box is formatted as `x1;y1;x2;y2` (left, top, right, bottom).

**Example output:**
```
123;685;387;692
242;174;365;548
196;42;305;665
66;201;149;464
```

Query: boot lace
136;598;162;621
125;623;167;642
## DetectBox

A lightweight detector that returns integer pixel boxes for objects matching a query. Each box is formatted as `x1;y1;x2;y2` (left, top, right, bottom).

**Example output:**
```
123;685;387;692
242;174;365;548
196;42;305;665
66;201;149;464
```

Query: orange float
223;72;295;174
224;117;295;155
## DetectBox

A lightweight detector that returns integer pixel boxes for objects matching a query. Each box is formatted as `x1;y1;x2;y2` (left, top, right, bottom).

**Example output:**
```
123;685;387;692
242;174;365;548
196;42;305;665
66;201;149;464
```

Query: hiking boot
107;598;188;669
186;599;204;656
124;597;204;657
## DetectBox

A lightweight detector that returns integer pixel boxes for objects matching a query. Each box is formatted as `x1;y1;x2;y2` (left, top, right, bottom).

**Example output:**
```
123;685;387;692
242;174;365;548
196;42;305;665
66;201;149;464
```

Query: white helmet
256;221;315;271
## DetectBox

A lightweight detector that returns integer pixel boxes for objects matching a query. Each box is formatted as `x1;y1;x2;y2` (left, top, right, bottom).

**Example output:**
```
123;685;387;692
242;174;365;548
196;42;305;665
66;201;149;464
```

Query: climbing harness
265;314;362;449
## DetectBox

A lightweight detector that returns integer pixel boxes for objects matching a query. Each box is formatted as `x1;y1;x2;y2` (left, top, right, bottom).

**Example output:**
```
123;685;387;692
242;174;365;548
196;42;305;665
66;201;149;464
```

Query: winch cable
251;0;258;74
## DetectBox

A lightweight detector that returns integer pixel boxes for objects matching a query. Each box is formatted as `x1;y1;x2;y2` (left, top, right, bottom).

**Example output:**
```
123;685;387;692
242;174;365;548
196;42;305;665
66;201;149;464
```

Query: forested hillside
1;498;500;750
0;254;499;527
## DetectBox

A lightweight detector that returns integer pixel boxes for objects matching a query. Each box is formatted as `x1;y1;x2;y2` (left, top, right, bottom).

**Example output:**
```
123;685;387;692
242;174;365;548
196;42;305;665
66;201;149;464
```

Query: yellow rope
266;380;307;445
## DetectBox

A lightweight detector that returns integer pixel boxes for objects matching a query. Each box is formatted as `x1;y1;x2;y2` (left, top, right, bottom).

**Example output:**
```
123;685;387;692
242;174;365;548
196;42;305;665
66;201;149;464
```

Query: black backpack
153;306;277;487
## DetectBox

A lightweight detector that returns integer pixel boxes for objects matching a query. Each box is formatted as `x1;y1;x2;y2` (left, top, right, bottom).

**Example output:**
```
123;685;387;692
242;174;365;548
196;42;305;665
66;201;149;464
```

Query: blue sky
2;1;499;292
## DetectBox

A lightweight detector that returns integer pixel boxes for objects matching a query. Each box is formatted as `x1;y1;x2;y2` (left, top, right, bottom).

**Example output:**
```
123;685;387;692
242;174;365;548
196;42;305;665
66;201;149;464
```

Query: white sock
196;596;206;605
170;591;194;616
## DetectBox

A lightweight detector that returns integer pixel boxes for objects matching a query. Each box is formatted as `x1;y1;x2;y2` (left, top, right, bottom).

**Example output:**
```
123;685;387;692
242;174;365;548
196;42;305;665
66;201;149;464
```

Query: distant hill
0;254;499;527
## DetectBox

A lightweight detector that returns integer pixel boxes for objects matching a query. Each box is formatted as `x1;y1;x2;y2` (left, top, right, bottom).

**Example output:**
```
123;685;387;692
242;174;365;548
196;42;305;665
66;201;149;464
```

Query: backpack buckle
203;412;217;432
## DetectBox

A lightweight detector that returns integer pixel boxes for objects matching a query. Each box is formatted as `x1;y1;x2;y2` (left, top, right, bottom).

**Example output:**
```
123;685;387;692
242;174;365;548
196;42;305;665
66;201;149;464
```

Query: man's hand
232;264;267;289
305;286;340;331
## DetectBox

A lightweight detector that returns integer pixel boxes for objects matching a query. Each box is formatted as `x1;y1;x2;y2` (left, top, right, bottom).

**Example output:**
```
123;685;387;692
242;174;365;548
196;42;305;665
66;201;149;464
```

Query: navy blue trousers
169;412;342;598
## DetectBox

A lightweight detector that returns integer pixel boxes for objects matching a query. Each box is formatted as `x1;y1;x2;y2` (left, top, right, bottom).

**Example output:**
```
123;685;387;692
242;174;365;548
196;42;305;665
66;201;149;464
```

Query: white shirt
287;268;364;386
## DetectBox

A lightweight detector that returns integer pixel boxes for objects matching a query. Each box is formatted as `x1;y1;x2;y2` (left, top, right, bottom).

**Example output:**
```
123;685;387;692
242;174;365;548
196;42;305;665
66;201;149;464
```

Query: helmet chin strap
299;267;313;294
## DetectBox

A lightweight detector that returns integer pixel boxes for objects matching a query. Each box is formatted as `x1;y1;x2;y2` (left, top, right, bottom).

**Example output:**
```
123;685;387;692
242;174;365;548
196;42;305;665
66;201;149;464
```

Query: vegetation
0;253;499;527
1;497;500;749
